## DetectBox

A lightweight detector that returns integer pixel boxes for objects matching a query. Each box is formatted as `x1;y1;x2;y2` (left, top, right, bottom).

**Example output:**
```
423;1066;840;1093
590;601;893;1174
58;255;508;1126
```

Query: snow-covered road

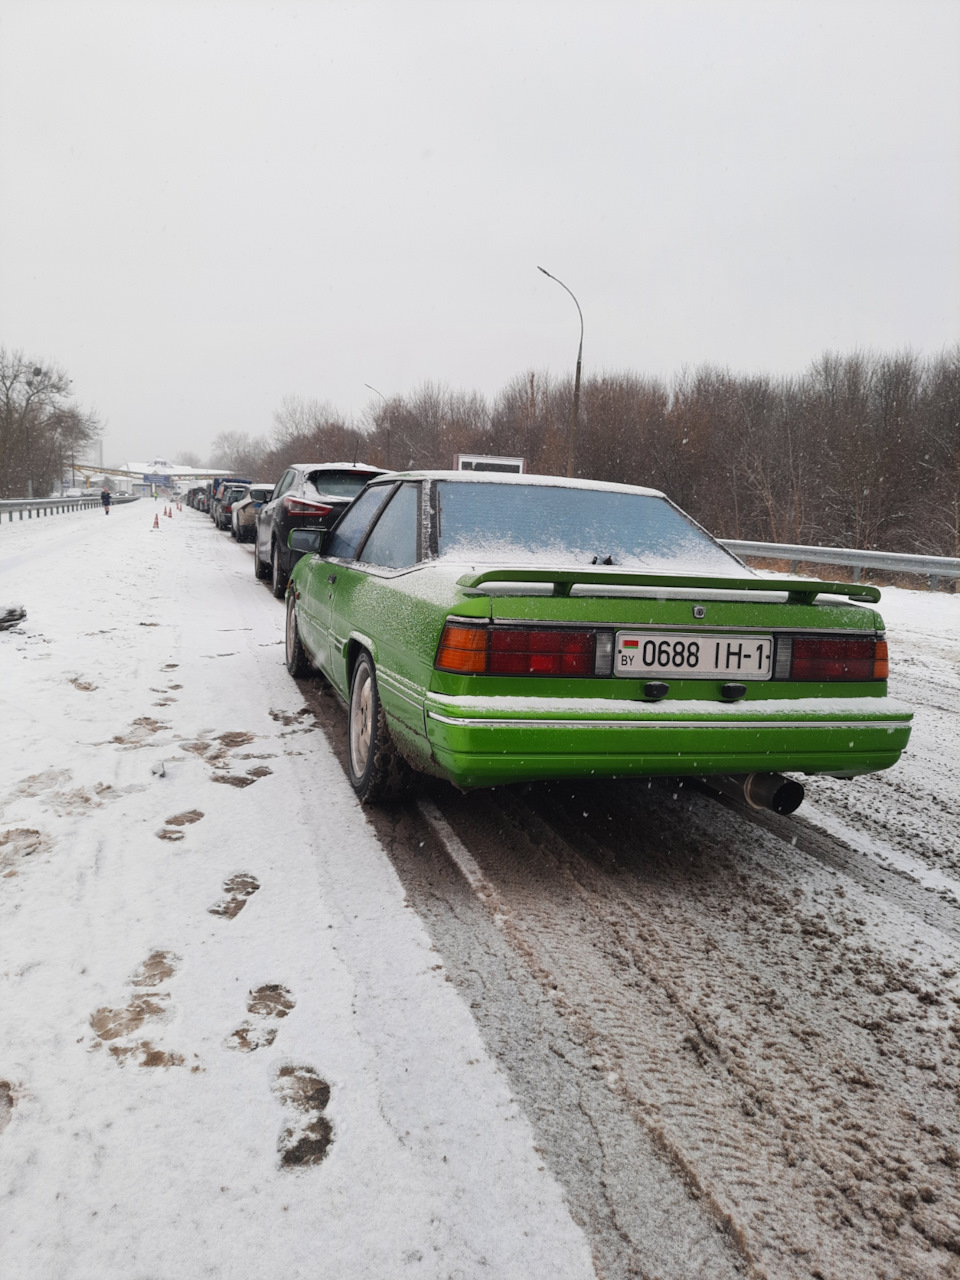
2;499;958;1280
0;500;596;1280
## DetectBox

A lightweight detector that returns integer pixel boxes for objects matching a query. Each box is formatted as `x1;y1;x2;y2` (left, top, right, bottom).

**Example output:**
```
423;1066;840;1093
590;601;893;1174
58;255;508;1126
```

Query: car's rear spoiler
455;568;881;605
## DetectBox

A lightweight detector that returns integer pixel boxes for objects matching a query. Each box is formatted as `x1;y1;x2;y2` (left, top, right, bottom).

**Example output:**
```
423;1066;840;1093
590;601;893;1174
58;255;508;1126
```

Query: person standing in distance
100;487;111;515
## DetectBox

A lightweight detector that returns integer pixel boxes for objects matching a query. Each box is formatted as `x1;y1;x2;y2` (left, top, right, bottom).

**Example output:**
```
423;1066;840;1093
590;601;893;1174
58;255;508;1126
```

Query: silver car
231;483;276;541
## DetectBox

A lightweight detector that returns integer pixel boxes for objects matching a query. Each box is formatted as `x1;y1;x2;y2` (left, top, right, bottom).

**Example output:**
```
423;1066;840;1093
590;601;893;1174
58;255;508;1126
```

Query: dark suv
254;462;387;597
214;481;251;530
209;478;250;526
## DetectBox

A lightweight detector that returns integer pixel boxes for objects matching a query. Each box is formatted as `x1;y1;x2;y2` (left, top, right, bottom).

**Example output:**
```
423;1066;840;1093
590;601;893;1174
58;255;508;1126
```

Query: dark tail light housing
436;623;610;677
781;635;888;681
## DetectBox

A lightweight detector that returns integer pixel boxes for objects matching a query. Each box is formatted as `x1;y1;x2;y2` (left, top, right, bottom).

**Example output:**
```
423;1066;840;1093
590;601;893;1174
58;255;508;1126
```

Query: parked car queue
191;463;914;813
187;466;387;599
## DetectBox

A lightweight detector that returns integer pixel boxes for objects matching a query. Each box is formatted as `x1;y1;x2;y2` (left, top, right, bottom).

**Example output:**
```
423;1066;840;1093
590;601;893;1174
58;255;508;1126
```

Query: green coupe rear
285;472;912;806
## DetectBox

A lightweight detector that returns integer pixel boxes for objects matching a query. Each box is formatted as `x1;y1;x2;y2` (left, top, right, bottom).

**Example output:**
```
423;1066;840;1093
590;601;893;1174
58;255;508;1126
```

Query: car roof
366;469;666;499
290;462;386;473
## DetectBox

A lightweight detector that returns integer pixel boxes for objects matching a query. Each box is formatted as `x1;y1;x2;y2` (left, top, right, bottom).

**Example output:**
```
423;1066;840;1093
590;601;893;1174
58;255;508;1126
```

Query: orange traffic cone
166;507;173;518
152;513;160;529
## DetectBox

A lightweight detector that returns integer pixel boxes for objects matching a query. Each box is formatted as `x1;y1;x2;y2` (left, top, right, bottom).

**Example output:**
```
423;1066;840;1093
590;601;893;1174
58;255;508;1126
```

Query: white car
231;483;275;541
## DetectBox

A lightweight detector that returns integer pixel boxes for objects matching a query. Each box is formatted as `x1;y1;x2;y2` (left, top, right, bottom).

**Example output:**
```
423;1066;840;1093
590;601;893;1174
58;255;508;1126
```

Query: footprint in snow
180;731;270;786
226;984;295;1052
274;1065;333;1168
111;716;169;748
0;1081;16;1135
208;873;260;918
156;809;204;841
269;708;311;727
89;950;188;1069
0;828;48;876
212;765;272;787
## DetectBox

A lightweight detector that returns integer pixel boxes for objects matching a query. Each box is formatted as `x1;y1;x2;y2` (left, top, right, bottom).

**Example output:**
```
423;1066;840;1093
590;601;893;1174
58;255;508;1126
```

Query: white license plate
615;632;774;679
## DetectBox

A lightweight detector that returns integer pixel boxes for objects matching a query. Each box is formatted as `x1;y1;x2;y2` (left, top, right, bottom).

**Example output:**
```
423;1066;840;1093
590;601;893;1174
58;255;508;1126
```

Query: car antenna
353;432;360;465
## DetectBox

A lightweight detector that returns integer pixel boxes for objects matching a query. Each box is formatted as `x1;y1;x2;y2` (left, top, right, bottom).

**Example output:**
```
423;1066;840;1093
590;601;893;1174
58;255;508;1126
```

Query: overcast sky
1;0;958;466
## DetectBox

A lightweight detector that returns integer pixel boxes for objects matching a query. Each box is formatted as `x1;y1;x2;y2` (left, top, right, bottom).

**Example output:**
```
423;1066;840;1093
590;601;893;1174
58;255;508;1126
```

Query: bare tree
208;431;267;477
0;349;100;497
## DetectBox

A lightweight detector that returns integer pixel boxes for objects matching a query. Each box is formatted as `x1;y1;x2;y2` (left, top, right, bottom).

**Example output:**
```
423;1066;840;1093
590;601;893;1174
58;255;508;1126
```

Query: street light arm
537;266;584;347
537;266;584;478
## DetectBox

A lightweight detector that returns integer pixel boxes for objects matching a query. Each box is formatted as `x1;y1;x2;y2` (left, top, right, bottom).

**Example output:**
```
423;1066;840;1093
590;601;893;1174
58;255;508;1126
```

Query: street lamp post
537;267;583;478
364;383;390;469
23;365;44;499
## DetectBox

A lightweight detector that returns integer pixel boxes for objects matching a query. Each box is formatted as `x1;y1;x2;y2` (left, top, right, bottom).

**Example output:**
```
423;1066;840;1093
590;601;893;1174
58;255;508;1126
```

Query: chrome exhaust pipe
702;772;805;815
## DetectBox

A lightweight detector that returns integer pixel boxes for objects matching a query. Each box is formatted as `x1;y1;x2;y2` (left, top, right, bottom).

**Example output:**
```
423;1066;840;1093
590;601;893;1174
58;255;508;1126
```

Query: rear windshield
434;481;740;573
306;470;377;499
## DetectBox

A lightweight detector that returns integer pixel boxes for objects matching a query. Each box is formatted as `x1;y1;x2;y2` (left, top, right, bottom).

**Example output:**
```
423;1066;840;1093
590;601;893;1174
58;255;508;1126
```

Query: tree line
210;348;960;556
0;349;101;499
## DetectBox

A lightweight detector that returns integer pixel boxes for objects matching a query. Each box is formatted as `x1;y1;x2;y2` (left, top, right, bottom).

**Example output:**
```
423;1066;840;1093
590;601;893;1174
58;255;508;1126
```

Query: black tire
285;595;311;676
271;542;288;599
253;540;271;580
347;652;413;803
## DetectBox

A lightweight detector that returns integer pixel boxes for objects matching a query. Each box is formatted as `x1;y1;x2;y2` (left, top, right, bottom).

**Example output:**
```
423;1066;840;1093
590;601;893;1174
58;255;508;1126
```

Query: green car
284;471;912;809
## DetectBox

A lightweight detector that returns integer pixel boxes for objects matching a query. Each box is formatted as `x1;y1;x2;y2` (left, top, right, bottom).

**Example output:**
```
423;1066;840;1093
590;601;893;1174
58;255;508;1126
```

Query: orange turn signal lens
873;640;889;680
435;623;489;673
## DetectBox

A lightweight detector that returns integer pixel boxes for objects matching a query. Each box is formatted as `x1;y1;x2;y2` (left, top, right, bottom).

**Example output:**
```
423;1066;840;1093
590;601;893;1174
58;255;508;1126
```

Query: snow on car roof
374;469;666;498
292;461;385;472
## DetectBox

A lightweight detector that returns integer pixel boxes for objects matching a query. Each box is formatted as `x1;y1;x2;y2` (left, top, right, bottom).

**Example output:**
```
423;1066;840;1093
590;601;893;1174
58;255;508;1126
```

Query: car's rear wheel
271;543;287;598
285;595;311;676
253;539;271;580
348;652;413;803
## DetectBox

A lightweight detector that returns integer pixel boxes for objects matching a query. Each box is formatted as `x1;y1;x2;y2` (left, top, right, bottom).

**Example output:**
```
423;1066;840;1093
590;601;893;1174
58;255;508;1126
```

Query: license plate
615;632;773;679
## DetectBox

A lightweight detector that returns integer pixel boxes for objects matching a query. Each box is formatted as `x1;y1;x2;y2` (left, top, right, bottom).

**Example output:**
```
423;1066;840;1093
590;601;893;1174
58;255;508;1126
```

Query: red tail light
490;629;594;675
283;496;333;517
790;636;887;681
436;624;596;676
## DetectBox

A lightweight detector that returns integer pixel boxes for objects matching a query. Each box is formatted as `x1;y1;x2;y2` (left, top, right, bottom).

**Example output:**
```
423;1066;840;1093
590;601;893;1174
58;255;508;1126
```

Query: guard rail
1;494;139;523
720;539;960;591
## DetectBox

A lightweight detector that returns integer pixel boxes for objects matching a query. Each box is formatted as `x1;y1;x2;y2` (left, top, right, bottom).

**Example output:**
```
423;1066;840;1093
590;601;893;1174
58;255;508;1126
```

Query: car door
310;482;399;686
257;468;295;560
324;483;427;752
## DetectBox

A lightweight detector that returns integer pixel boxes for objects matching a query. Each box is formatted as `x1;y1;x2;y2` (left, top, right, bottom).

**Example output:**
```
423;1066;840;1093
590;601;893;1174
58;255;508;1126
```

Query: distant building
454;454;526;474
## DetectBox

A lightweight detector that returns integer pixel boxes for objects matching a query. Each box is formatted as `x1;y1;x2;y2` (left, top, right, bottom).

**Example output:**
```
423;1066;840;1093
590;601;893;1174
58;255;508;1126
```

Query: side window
272;470;295;501
324;485;395;560
358;483;419;569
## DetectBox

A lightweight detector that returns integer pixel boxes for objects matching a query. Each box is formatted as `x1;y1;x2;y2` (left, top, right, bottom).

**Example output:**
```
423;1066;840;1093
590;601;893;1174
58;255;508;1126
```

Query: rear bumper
421;693;913;788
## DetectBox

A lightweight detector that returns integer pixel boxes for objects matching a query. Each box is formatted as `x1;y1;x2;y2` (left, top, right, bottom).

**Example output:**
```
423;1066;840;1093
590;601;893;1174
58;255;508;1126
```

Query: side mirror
288;527;326;555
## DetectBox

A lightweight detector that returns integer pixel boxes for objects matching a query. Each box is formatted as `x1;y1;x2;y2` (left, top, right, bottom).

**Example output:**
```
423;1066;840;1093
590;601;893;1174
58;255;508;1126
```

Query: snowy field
1;499;958;1280
0;501;595;1280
